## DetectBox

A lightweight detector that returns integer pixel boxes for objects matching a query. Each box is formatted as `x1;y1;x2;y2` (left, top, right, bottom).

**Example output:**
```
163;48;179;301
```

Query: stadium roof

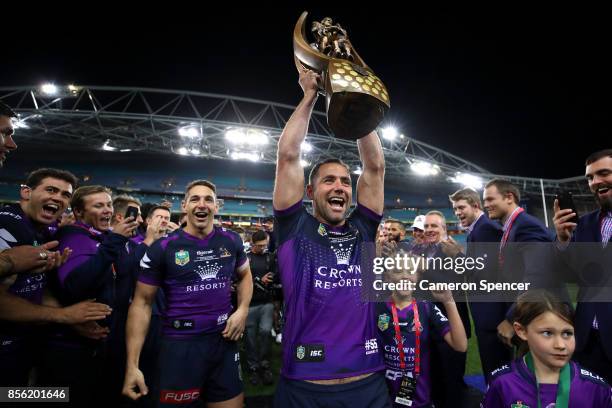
0;85;589;196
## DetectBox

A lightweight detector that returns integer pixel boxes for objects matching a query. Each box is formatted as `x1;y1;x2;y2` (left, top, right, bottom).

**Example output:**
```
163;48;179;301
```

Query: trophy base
327;91;387;140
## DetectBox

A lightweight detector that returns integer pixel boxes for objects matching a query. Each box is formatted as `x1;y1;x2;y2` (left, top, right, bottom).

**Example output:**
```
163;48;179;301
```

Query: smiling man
0;169;113;387
38;185;139;405
123;180;252;408
272;68;388;407
449;188;510;383
553;148;612;383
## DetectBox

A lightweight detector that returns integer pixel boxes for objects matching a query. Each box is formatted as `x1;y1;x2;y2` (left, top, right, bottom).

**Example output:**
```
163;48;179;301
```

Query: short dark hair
184;179;217;198
251;230;268;242
485;178;521;204
147;205;171;219
25;168;78;190
112;194;142;217
308;158;351;185
0;101;17;118
71;185;112;213
585;149;612;166
384;218;406;232
449;188;482;209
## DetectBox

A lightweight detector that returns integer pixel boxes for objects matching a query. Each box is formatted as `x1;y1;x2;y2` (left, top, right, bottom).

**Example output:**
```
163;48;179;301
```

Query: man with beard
0;169;112;386
553;148;612;383
38;185;139;406
123;180;252;408
272;68;388;408
383;219;406;243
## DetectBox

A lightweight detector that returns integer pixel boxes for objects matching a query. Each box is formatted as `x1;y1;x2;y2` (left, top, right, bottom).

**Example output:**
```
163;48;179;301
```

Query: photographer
245;230;276;386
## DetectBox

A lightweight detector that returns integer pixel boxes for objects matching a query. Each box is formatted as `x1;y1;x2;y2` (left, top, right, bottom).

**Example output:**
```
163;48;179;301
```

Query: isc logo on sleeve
294;344;325;362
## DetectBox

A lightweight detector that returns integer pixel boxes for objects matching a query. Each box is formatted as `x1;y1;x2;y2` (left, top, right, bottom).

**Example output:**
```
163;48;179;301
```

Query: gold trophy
293;11;390;140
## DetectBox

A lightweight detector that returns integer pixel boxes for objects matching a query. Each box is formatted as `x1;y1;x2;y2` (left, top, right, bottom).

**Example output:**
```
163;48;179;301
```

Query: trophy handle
293;11;332;72
293;54;326;96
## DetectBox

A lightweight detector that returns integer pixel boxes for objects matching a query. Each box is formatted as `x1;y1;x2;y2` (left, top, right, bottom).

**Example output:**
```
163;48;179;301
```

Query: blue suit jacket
466;214;508;331
559;209;612;358
500;210;570;317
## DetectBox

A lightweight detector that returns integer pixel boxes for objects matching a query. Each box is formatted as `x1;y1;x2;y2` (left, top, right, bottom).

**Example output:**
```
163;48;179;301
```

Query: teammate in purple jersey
0;168;112;386
272;67;389;407
482;290;612;407
377;250;467;407
123;179;253;408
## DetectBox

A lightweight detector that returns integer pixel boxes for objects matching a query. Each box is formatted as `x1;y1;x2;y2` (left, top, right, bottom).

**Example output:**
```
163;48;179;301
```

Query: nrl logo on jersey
317;223;327;236
175;250;190;266
511;402;529;408
377;313;390;331
296;345;306;360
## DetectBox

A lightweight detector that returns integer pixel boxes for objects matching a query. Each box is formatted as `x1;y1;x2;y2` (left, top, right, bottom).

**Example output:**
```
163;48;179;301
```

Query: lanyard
525;352;570;408
499;207;524;263
391;300;420;376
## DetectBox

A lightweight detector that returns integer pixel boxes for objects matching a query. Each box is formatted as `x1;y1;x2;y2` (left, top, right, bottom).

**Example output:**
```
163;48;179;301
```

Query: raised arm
273;69;320;211
356;131;385;214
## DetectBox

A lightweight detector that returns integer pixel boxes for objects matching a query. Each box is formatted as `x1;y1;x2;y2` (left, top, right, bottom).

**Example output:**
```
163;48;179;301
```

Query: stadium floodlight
225;128;268;146
231;151;260;162
410;161;440;176
381;126;398;141
247;129;269;146
451;172;483;189
190;147;201;155
102;140;117;151
120;149;132;152
178;125;201;139
300;159;310;167
40;83;58;96
225;128;246;144
67;84;81;96
353;166;363;175
301;141;313;153
177;147;189;156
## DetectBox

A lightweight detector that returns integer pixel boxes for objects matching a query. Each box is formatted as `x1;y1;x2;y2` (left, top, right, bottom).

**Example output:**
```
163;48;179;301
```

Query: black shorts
274;372;391;408
157;333;242;407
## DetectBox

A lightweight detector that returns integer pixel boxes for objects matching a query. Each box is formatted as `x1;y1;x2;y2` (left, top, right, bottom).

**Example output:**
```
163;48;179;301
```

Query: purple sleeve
57;229;127;302
480;380;504;407
274;201;306;244
137;239;165;287
349;203;383;241
57;232;98;286
235;235;248;270
429;303;451;338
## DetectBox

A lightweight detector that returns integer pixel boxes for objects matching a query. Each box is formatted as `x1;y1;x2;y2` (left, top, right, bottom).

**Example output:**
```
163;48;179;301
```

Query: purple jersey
376;300;450;407
0;204;52;305
138;227;248;337
481;359;612;407
275;201;384;380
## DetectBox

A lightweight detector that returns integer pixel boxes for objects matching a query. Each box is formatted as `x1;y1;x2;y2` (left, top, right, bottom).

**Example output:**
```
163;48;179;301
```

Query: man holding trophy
271;12;391;407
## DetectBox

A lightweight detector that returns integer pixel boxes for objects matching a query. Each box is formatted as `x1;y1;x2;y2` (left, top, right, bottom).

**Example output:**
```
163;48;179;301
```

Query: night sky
3;5;609;179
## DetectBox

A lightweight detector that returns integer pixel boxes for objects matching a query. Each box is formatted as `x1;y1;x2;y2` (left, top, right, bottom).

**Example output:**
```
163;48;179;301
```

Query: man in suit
483;179;564;348
553;148;612;383
423;211;472;407
449;188;512;383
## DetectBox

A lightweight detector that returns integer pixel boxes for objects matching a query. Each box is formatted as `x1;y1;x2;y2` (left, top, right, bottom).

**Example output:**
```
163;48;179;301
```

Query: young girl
481;290;612;407
376;251;468;407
